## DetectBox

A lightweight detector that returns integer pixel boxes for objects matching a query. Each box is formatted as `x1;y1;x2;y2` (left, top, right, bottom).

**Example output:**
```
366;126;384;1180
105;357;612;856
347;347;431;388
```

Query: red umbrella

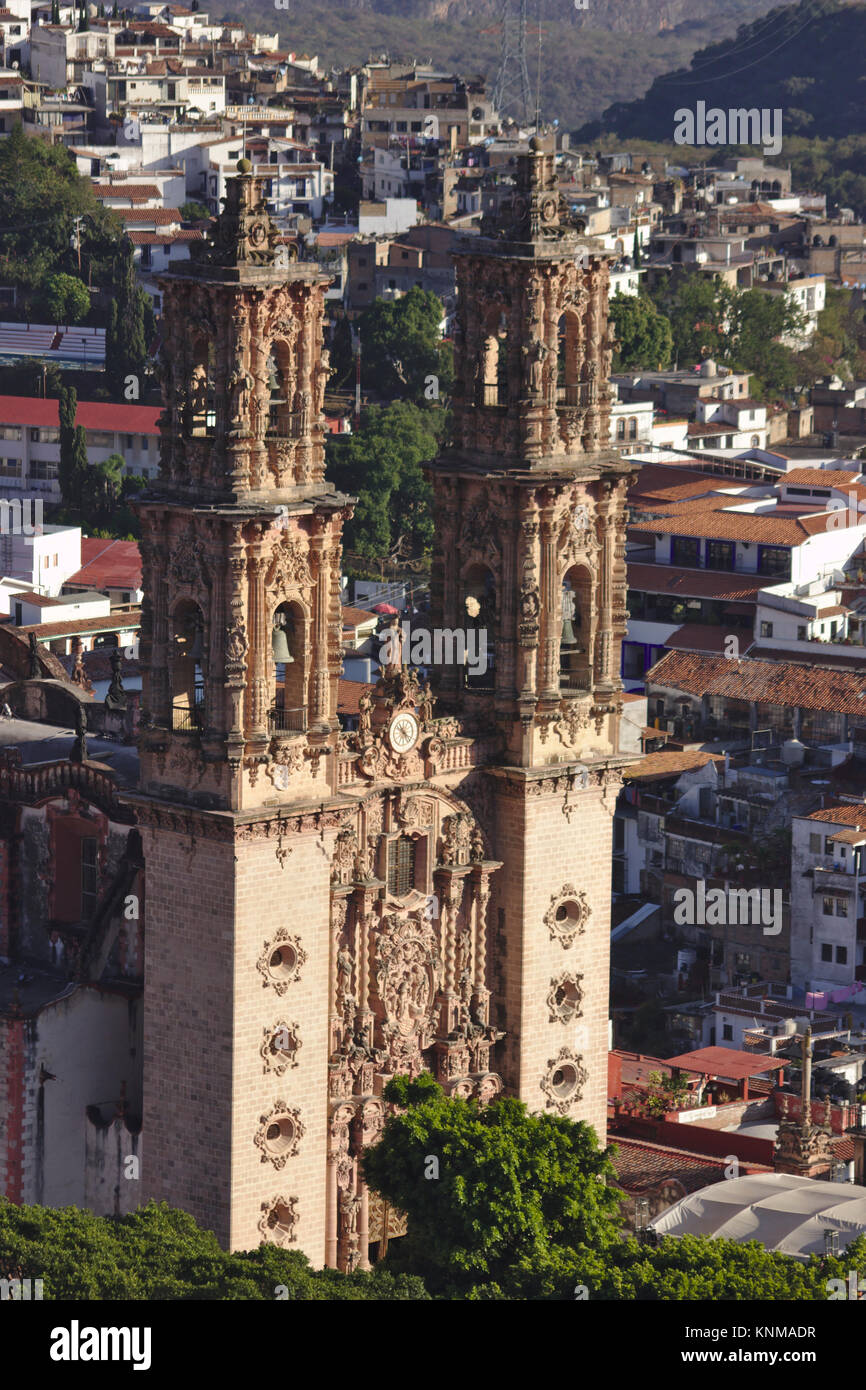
373;603;399;614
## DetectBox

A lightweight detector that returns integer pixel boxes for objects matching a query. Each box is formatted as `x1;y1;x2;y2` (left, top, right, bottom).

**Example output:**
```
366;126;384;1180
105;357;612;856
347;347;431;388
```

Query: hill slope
578;0;866;142
233;0;780;130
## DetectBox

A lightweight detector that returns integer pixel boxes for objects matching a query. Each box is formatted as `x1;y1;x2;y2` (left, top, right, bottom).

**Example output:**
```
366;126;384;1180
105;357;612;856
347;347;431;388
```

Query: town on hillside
2;0;866;1321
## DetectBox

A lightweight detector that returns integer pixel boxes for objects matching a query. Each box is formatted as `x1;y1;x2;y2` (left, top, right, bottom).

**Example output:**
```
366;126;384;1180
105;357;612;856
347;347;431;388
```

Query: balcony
172;703;204;734
268;705;306;734
556;383;595;407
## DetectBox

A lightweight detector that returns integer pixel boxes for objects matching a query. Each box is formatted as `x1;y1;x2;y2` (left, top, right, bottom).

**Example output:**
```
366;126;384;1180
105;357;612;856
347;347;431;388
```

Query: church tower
428;137;633;1136
128;168;353;1256
131;150;632;1271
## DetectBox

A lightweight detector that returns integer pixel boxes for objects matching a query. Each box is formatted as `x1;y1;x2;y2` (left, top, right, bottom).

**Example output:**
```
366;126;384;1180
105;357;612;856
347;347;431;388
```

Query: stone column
539;505;560;701
325;1154;339;1269
309;521;331;732
246;548;269;739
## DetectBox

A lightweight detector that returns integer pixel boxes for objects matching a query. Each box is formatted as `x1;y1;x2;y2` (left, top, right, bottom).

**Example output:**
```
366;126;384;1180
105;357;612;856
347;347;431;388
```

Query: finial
237;157;252;174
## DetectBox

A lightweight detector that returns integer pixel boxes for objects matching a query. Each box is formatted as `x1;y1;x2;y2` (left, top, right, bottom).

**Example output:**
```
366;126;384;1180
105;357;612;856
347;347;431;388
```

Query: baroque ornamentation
260;1021;302;1075
546;972;585;1024
256;928;307;995
544;883;591;948
540;1049;588;1114
257;1195;299;1247
254;1101;305;1169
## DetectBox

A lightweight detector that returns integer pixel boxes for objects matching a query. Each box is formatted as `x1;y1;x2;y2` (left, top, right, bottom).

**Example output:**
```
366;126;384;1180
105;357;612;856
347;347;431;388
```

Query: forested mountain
578;0;866;142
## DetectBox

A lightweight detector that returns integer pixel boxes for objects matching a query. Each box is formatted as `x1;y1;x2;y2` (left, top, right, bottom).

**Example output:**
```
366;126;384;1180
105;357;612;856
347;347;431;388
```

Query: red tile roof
337;678;374;716
665;1046;787;1079
804;803;866;826
116;207;183;225
16;610;141;640
665;623;747;654
0;395;161;434
66;538;142;591
621;749;724;782
610;1138;733;1195
339;605;378;627
633;509;836;544
647;648;866;714
627;562;760;602
783;468;864;489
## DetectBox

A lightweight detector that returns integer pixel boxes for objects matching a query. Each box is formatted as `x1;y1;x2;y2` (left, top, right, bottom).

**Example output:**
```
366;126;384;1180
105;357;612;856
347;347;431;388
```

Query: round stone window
265;1116;296;1155
555;980;581;1014
551;1064;579;1099
269;943;297;977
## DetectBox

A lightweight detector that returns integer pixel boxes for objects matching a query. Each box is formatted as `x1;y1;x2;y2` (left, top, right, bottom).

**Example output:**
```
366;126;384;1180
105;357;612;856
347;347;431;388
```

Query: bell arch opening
560;564;593;694
170;598;205;732
267;339;296;438
270;599;308;733
556;309;582;406
462;563;496;691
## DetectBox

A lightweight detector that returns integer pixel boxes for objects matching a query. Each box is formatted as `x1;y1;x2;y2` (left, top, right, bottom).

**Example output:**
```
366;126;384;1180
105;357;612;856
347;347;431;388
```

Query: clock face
389;711;419;754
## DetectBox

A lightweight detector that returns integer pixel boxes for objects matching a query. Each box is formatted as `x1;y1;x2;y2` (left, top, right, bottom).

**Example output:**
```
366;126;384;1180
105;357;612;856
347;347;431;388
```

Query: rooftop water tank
700;358;717;377
782;738;806;765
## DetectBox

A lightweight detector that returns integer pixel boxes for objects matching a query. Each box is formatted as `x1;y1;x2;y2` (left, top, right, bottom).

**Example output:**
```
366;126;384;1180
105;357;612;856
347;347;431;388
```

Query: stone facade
134;150;635;1268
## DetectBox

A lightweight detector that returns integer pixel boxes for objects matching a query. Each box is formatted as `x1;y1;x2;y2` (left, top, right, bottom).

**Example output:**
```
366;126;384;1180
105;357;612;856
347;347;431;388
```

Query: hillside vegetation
234;0;778;131
579;0;866;142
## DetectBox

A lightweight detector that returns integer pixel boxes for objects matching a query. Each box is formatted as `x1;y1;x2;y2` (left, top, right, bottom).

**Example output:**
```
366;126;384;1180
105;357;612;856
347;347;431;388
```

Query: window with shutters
387;836;416;896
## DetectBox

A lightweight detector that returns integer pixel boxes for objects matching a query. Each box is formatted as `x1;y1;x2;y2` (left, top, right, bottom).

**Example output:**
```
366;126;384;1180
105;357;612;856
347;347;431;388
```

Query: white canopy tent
650;1172;866;1261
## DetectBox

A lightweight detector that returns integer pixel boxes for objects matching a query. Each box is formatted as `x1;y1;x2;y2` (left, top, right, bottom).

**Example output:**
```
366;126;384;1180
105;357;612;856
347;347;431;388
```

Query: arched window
267;339;295;436
628;417;638;440
188;339;217;437
557;309;581;405
270;599;307;733
616;417;626;440
462;564;496;690
170;598;205;732
480;308;509;406
560;564;593;693
750;434;760;447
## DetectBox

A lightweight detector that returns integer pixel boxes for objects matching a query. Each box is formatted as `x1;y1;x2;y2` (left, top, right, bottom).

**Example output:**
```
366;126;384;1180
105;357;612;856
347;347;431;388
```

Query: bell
272;613;294;664
561;617;578;649
187;624;205;663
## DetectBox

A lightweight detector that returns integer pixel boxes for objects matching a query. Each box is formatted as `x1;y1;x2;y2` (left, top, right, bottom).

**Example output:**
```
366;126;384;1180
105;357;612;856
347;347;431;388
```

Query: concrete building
0;396;161;502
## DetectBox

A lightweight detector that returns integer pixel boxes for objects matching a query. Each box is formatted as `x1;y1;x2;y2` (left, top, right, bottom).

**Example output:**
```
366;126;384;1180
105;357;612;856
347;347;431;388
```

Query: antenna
490;0;531;127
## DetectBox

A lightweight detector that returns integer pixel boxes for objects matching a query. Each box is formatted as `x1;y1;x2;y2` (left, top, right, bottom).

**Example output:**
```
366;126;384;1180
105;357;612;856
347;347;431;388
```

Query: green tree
0;125;120;306
0;1198;429;1301
632;228;642;268
42;272;90;328
663;273;730;366
326;400;442;559
720;288;804;398
58;385;88;511
362;1073;622;1298
574;1232;866;1301
609;292;672;369
105;238;150;398
180;200;212;223
80;452;125;528
357;286;453;401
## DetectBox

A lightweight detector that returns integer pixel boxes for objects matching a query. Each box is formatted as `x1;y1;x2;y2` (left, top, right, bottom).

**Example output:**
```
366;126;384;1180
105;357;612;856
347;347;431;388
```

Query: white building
0;396;161;502
791;802;866;993
759;274;826;347
0;521;82;600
